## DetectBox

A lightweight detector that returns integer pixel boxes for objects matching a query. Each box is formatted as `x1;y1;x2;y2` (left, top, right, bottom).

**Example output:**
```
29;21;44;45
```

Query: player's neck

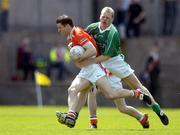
99;23;111;33
67;26;75;40
100;25;106;31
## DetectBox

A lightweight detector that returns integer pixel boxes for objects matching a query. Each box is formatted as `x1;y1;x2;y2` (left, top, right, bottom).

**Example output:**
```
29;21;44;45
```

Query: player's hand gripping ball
70;46;85;60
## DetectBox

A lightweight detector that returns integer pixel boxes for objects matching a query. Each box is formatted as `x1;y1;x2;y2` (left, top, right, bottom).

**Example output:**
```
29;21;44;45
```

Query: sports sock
151;103;161;115
139;114;145;121
90;116;97;125
67;111;79;120
133;89;141;98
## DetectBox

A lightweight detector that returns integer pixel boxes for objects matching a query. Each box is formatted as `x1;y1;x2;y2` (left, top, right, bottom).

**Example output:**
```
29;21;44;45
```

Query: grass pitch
0;106;179;135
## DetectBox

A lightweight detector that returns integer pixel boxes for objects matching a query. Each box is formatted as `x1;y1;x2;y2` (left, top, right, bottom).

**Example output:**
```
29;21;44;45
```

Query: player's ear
99;14;102;20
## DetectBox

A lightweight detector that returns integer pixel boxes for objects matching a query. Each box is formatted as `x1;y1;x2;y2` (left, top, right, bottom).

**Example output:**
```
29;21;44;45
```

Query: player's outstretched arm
77;55;110;67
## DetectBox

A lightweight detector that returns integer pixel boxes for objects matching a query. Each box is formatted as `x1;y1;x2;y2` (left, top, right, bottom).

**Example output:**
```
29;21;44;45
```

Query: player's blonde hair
101;7;114;19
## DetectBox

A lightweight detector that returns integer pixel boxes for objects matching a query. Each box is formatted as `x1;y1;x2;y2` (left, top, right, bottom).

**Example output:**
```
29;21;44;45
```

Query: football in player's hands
70;46;85;60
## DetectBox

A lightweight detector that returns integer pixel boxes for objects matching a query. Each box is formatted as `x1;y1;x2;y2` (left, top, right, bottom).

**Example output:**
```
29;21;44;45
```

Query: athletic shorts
77;64;105;84
107;75;123;90
102;55;134;79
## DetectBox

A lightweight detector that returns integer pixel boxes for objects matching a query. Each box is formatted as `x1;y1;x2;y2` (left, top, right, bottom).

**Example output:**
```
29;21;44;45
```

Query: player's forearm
83;55;109;64
80;41;97;60
74;55;109;68
94;55;110;63
80;47;96;60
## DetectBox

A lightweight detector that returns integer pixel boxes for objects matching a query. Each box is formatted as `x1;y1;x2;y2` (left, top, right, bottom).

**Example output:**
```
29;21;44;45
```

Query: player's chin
102;23;108;29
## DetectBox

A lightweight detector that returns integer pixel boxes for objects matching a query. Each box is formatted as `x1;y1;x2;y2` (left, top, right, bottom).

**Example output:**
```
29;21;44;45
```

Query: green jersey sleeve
85;23;98;33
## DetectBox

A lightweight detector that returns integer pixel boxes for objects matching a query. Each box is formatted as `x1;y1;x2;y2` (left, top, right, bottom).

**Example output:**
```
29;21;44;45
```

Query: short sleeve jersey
85;23;122;57
68;26;99;55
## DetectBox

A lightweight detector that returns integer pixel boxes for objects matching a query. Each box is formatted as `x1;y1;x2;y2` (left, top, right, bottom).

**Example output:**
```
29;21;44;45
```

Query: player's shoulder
107;25;120;40
74;27;84;33
86;22;98;31
110;24;120;36
87;22;98;28
72;27;85;37
71;27;88;44
111;24;118;33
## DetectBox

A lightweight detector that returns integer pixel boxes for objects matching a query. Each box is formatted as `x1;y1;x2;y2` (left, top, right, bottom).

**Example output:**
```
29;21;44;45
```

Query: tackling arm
76;55;110;68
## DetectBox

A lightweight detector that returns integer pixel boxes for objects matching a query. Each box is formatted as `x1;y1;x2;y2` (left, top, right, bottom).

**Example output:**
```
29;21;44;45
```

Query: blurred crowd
0;0;9;33
116;0;178;38
117;0;146;38
13;37;72;82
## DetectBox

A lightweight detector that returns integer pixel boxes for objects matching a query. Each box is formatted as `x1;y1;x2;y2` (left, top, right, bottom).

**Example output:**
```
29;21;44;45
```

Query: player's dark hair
56;15;74;27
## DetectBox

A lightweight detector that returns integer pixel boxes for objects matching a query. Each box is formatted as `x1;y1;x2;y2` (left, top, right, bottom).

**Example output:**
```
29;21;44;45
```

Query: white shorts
102;55;134;79
77;64;105;84
107;75;122;90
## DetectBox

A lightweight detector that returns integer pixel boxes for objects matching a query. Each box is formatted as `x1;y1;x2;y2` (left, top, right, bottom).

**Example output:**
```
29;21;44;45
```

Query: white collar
98;22;112;33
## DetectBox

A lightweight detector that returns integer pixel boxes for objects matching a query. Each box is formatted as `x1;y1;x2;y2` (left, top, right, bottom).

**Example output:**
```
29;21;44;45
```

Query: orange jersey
68;26;99;56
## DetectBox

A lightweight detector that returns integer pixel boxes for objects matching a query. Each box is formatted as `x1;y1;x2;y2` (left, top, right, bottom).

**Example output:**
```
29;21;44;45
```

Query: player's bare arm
78;41;97;61
77;55;110;67
94;55;110;63
73;42;96;68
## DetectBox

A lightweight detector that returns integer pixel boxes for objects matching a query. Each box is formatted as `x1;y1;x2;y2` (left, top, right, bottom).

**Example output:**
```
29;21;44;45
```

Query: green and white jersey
85;22;122;57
